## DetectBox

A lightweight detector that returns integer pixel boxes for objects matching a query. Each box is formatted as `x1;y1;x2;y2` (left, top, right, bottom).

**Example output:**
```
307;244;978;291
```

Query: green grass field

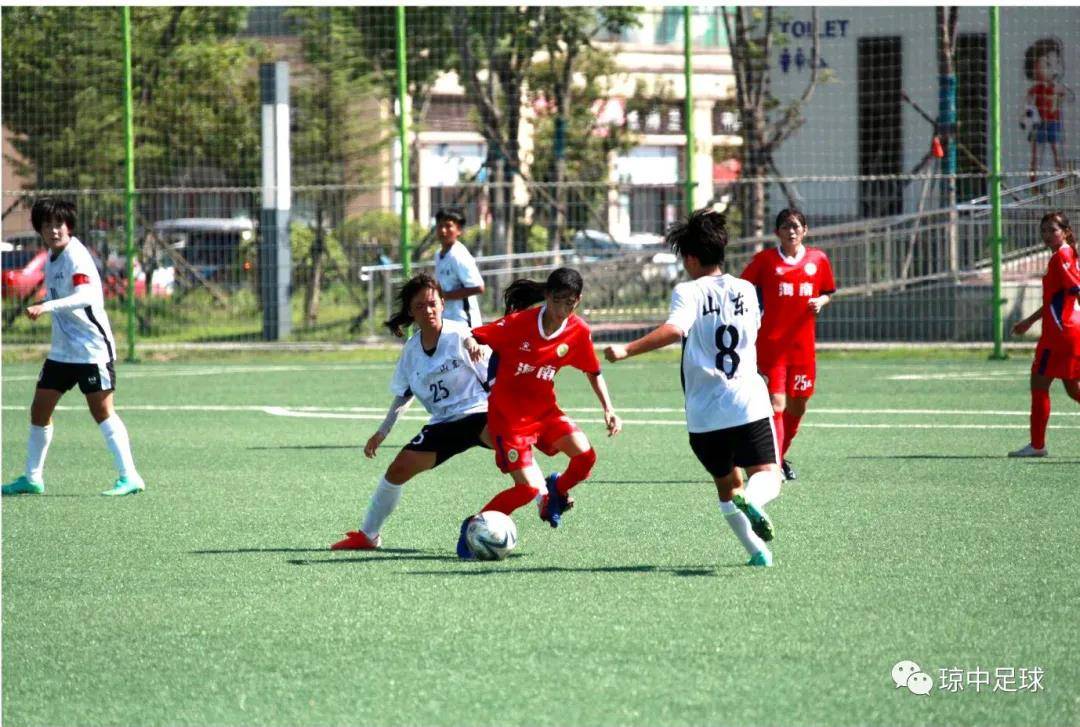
3;351;1078;726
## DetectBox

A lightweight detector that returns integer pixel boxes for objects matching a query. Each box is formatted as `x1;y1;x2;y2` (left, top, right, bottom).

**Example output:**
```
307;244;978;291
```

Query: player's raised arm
605;324;682;363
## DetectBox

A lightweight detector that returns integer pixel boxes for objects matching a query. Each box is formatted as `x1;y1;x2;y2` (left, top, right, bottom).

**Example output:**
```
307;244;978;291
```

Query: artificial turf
3;352;1078;726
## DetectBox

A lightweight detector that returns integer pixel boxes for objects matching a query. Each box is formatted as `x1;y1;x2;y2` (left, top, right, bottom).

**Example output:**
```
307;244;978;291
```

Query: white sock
361;476;403;538
99;415;137;479
25;424;54;483
720;500;769;558
745;470;782;509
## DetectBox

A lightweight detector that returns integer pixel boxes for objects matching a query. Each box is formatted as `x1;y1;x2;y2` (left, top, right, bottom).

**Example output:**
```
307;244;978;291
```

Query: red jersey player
1009;211;1080;457
456;268;622;559
740;209;836;481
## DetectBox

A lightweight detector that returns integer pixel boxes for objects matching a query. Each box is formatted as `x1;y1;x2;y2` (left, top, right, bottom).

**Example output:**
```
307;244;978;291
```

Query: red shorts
1032;339;1080;380
758;354;816;398
489;407;581;473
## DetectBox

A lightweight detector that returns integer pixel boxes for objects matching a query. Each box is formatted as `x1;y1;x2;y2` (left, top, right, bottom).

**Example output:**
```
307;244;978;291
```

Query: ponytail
504;279;546;314
384;273;441;338
504;267;586;315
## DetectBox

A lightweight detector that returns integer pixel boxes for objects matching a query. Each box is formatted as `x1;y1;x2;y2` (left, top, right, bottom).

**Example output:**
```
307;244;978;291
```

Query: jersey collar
775;244;806;265
536;305;568;340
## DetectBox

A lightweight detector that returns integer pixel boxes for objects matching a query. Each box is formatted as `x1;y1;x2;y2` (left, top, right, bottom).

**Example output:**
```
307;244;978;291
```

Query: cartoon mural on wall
1023;36;1074;181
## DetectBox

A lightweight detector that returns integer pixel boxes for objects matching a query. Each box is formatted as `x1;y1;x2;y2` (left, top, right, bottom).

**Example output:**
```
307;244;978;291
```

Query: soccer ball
466;511;518;560
1020;104;1039;136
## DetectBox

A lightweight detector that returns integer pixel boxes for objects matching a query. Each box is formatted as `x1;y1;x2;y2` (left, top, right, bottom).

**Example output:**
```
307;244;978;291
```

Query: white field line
4;404;1078;417
3;404;1079;430
0;363;391;382
887;371;1023;381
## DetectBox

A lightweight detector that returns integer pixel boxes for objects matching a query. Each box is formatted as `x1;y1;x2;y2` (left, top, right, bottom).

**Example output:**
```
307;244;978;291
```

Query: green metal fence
3;6;1077;352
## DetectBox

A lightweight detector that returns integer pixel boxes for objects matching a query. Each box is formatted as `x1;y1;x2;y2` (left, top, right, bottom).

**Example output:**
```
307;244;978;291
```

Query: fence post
989;7;1006;359
121;7;137;362
259;61;292;341
396;6;412;279
683;6;696;215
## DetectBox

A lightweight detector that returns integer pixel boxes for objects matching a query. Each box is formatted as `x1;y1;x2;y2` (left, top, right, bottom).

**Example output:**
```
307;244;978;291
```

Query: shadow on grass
246;445;358;451
850;455;1080;463
405;564;728;577
189;546;415;555
211;548;740;577
291;552;734;577
588;480;700;485
287;548;466;565
2;493;106;498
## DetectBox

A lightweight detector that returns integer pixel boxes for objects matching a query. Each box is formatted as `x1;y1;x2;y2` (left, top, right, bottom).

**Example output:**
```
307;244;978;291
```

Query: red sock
781;410;803;457
481;484;540;516
555;449;597;494
771;411;785;464
1031;389;1051;450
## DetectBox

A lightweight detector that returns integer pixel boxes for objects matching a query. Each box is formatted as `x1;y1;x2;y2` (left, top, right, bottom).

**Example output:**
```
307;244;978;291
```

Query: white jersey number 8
715;324;740;379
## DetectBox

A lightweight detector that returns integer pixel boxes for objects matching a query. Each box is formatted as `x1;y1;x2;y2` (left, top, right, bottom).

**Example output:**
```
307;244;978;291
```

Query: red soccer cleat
330;531;382;550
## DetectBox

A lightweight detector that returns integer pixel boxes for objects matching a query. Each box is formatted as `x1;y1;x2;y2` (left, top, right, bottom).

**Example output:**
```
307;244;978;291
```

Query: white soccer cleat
1008;444;1048;458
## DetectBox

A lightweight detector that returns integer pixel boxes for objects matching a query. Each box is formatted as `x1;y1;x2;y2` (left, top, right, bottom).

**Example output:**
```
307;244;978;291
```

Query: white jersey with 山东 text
666;273;772;433
435;242;484;326
43;236;116;365
390;319;490;424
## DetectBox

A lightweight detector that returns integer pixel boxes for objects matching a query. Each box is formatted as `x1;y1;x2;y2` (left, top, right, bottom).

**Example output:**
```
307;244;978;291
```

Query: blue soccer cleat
456;516;476;560
542;472;576;529
747;550;774;567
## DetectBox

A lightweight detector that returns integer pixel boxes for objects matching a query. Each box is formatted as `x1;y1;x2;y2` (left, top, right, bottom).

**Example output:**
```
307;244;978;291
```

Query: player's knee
386;456;425;483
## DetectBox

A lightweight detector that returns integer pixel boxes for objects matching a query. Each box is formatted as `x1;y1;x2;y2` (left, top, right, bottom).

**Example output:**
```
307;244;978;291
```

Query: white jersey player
3;198;145;497
432;208;485;326
331;274;493;550
604;209;782;567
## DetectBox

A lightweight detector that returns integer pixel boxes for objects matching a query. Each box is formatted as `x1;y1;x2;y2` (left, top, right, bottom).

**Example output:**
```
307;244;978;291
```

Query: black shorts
403;411;490;466
37;358;116;394
688;417;777;478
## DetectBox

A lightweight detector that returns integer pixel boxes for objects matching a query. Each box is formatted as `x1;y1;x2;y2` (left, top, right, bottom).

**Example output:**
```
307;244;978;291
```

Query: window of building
712;103;742;135
956;33;988;202
241;7;298;37
616;7;727;48
857;36;903;217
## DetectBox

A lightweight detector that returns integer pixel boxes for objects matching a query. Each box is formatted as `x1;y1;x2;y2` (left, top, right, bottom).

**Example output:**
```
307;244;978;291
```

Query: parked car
152;217;255;289
641;251;681;283
3;232;171;301
569;229;622;260
623;232;667;252
103;254;176;299
2;234;47;301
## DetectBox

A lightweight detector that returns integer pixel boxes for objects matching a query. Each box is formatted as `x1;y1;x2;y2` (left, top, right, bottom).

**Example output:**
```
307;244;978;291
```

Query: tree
288;8;392;326
3;7;265;200
449;7;546;257
722;7;829;238
339;8;457;231
529;7;641;248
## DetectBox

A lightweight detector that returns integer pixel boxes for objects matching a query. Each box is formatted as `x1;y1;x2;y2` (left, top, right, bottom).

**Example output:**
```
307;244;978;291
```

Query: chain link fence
3;7;1078;348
